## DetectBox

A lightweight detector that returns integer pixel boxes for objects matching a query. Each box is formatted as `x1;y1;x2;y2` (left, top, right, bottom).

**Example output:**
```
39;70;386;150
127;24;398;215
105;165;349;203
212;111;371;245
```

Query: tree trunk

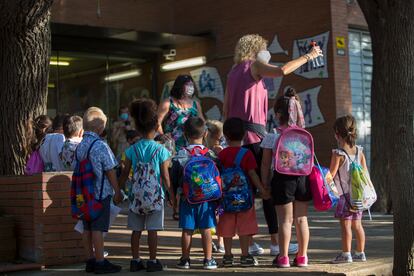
0;0;53;175
358;0;414;274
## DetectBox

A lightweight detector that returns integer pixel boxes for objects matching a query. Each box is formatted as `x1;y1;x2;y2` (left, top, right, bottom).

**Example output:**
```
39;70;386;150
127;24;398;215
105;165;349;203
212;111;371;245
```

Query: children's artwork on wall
298;85;325;128
263;62;284;99
268;34;288;55
205;105;222;121
292;31;330;79
190;67;224;102
161;80;175;100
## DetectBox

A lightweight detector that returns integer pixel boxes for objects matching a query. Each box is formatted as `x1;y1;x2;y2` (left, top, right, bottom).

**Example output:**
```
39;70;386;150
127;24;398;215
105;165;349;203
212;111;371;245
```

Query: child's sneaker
217;245;225;253
146;259;163;272
203;258;218;270
212;242;218;253
176;257;191;269
293;255;308;267
240;255;259;267
272;255;290;268
331;252;353;264
248;242;264;256
130;259;145;272
222;255;234;267
94;259;122;274
352;252;367;262
85;258;95;273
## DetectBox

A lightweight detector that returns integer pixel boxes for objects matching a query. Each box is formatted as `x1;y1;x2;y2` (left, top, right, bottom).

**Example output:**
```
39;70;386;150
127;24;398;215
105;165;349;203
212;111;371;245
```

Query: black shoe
130;259;145;272
176;257;191;269
94;259;122;274
222;255;234;267
240;254;259;267
85;258;95;273
146;259;163;272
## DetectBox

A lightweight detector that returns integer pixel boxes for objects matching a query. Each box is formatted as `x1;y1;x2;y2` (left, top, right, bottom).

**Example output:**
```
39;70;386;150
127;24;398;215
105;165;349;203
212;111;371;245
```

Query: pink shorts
216;206;258;238
335;194;363;220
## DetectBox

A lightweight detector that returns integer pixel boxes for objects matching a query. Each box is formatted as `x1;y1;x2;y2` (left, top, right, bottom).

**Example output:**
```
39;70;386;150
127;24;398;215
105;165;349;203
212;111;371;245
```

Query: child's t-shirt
40;133;66;172
218;146;257;175
260;130;281;168
60;137;82;171
124;139;171;198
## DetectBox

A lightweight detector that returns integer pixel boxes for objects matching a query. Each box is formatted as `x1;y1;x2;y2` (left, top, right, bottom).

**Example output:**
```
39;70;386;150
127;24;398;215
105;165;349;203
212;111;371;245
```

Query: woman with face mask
222;34;322;263
157;74;205;153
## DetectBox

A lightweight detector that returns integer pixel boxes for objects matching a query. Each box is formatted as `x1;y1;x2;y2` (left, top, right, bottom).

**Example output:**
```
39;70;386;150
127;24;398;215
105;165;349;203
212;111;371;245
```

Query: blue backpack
71;139;104;222
221;148;253;213
182;147;222;204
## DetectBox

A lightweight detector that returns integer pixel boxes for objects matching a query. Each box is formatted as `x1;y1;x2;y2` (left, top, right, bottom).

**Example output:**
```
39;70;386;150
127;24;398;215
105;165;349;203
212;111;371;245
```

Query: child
39;114;68;172
217;118;271;267
118;99;175;272
260;88;312;268
330;115;367;263
174;117;218;270
60;115;83;171
206;120;225;155
76;107;122;274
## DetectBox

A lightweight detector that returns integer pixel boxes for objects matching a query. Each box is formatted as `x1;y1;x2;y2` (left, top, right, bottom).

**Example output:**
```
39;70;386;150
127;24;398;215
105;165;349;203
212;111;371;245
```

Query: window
348;30;372;166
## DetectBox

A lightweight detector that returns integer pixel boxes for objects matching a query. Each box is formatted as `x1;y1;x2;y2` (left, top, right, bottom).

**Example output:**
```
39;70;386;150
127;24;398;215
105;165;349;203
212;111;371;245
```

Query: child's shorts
216;206;258;238
271;172;312;205
179;199;216;230
127;203;164;231
335;194;363;220
83;196;111;232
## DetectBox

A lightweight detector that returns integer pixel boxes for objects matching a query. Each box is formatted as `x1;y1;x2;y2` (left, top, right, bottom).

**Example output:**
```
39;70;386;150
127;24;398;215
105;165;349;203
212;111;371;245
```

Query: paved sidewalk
11;203;393;275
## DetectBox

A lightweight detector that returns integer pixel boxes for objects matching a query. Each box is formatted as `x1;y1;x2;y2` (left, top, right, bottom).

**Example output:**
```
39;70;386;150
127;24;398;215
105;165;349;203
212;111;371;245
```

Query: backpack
309;156;339;211
129;145;163;215
183;147;222;204
221;148;253;213
25;150;44;175
338;148;377;212
274;126;314;176
71;139;105;222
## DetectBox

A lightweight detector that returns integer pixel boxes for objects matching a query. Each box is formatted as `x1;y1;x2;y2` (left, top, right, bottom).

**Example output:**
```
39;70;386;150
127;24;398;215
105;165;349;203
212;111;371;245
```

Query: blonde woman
223;34;322;264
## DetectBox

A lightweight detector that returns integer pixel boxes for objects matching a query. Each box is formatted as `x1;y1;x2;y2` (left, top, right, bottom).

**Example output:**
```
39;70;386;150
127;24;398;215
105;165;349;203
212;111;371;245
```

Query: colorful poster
263;62;284;99
205;105;222;121
292;31;330;79
161;80;175;100
298;86;325;128
190;67;224;102
268;34;288;55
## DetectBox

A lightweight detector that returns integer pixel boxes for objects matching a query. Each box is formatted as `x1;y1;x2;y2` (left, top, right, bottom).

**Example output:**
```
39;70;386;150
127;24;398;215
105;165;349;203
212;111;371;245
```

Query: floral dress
163;98;198;152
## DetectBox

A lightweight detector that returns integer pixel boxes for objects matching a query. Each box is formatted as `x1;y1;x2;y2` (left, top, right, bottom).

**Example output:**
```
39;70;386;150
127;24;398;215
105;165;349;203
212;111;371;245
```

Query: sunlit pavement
12;202;393;275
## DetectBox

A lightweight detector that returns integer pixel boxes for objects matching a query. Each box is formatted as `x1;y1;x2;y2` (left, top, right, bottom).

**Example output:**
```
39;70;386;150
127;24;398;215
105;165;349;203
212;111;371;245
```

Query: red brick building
49;0;371;164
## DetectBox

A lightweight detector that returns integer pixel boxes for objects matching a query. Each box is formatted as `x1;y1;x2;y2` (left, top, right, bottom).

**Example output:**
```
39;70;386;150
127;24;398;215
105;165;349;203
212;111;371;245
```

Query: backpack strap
75;138;100;162
187;146;209;156
338;148;359;164
133;144;162;163
234;148;248;167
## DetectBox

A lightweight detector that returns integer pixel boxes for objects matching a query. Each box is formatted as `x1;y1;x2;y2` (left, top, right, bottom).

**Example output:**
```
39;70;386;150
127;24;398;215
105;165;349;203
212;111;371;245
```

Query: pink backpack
25;150;44;175
308;157;339;211
274;126;314;176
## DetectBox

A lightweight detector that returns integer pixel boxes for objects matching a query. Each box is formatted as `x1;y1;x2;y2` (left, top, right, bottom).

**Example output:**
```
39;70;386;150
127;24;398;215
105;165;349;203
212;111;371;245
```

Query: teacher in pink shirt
223;34;322;257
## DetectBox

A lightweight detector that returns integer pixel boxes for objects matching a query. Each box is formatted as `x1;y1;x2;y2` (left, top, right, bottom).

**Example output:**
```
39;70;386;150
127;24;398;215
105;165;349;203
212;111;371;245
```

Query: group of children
25;88;369;273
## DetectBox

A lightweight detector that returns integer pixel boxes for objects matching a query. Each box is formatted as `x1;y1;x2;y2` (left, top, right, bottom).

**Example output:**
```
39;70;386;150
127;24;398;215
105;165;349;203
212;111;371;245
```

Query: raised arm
251;46;322;78
156;99;170;134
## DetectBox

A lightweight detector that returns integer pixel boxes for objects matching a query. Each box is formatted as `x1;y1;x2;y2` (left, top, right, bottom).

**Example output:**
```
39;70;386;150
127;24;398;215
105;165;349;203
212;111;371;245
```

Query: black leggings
243;142;278;234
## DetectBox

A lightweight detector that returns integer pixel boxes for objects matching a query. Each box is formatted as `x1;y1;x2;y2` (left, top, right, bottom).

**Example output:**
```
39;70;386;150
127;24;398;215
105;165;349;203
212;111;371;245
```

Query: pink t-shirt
226;60;268;145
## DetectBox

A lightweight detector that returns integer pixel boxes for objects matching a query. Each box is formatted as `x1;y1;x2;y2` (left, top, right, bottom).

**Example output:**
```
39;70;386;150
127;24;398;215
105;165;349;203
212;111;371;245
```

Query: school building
49;0;371;164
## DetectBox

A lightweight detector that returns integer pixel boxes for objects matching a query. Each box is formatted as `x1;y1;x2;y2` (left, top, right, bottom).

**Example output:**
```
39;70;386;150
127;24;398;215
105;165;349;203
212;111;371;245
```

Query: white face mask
257;50;271;64
185;83;195;96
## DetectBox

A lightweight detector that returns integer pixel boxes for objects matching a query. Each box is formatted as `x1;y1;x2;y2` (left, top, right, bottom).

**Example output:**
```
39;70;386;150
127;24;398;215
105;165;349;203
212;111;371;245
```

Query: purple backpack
25;150;44;175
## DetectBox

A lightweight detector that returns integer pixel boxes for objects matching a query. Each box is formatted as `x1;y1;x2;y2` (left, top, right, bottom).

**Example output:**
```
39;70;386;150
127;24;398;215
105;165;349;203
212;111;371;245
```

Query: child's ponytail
333;115;357;147
273;87;305;127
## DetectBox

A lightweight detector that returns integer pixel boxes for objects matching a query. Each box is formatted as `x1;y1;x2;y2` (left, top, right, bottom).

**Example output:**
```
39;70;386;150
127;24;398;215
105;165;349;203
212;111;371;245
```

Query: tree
358;0;414;274
0;0;53;175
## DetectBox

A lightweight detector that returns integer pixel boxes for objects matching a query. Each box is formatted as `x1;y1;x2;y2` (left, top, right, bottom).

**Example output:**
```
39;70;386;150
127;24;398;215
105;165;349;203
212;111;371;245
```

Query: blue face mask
120;113;129;121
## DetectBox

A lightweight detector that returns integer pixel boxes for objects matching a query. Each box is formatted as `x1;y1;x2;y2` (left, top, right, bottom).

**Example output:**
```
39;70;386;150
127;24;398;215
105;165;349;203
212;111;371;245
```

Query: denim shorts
179;199;217;230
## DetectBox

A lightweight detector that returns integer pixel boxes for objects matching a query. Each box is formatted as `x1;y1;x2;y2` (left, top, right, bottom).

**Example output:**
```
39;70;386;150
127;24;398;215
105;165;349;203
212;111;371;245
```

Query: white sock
355;251;363;255
342;252;351;256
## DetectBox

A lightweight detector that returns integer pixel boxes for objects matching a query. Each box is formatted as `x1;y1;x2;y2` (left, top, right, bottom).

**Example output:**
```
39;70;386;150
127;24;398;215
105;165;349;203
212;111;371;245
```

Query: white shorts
127;207;164;232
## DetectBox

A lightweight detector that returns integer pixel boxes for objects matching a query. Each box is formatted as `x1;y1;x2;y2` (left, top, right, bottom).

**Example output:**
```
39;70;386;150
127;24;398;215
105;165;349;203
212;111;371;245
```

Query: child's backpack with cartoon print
129;146;163;215
221;148;253;212
71;139;104;222
183;147;222;204
338;148;377;212
274;126;314;176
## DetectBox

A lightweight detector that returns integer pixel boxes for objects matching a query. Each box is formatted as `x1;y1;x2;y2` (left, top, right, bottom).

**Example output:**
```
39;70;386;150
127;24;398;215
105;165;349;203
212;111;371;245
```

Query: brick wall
0;173;83;266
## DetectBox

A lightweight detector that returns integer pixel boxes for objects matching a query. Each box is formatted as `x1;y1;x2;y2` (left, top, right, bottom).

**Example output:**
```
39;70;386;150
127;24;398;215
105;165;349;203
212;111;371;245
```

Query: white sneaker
270;243;299;256
248;242;264;256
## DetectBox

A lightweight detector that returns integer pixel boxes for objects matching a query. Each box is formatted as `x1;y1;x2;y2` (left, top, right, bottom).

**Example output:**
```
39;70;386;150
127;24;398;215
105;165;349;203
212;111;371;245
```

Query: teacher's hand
308;45;323;60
